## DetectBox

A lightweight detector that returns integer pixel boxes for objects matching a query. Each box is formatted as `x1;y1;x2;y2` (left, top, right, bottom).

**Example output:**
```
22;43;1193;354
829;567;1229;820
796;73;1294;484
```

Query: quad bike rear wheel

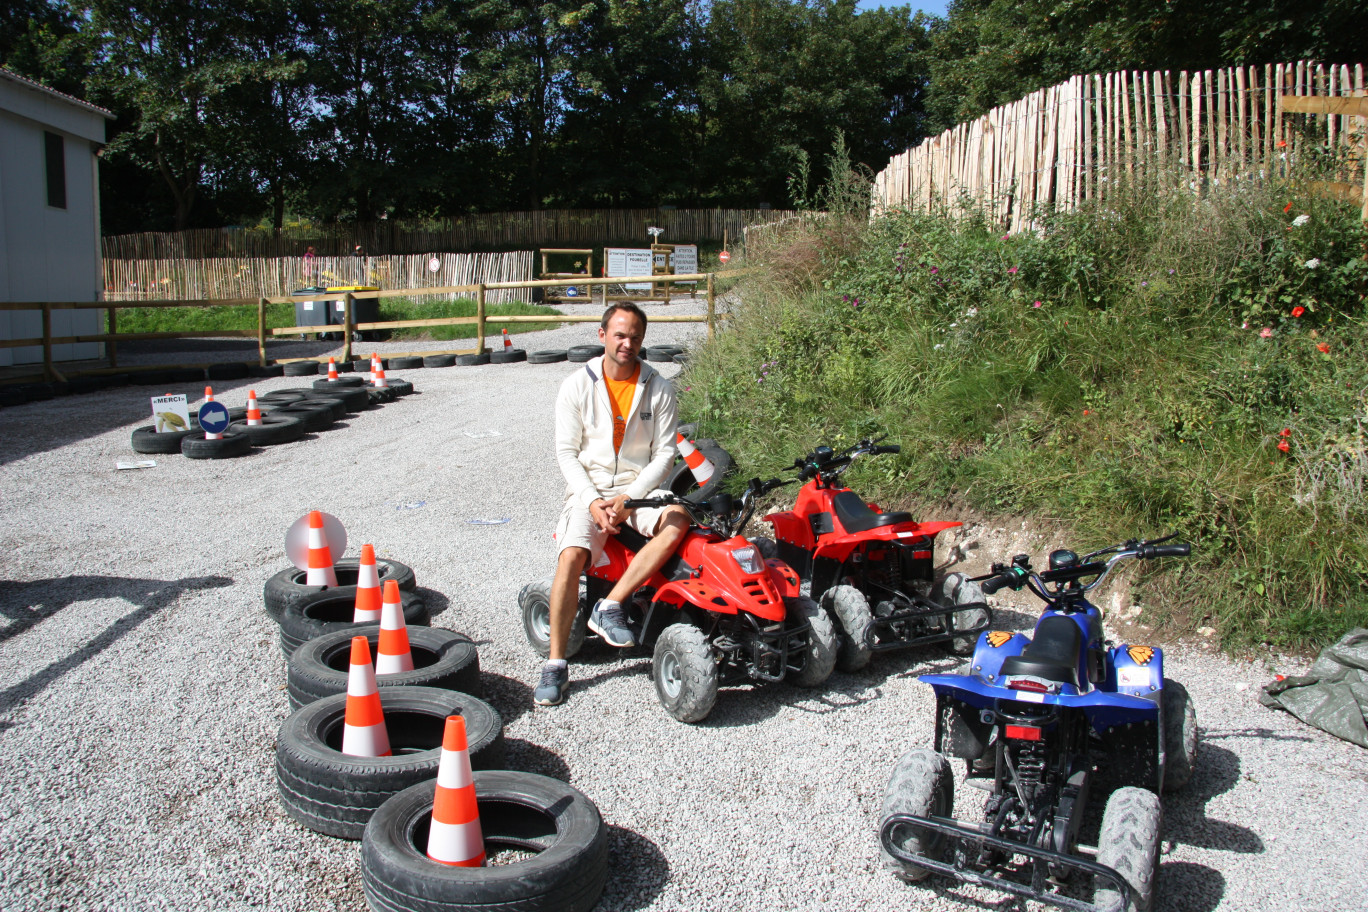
937;572;990;656
519;579;588;659
821;585;873;673
1095;786;1162;912
786;596;837;687
652;622;718;723
1162;677;1198;792
879;748;954;883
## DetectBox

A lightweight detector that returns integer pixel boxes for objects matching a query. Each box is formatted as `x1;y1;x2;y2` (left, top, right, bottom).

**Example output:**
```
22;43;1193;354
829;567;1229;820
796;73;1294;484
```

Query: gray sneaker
533;663;569;706
588;600;636;647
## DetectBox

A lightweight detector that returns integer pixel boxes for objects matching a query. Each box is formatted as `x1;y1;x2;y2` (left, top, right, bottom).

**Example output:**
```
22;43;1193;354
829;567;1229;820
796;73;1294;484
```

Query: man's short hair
601;302;648;331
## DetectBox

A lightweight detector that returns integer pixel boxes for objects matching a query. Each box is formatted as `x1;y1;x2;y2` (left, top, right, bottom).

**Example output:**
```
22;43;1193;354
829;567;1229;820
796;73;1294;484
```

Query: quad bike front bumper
880;813;1137;912
863;587;992;652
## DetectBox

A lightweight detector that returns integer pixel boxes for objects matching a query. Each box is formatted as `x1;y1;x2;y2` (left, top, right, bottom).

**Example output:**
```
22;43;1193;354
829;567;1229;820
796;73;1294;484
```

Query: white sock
546;659;567;670
597;599;621;613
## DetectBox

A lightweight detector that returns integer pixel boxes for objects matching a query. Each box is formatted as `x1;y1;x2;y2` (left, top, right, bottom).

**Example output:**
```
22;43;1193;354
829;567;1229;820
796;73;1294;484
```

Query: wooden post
343;293;354;363
257;298;268;366
476;284;486;353
107;305;118;368
706;273;716;340
41;303;53;381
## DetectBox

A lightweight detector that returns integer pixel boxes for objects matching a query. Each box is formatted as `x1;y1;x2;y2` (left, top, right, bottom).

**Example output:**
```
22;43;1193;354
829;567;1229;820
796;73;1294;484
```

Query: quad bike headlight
731;546;762;574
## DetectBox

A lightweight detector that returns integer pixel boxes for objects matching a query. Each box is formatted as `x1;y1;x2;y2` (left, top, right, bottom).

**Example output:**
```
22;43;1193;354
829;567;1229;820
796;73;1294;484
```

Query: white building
0;68;112;367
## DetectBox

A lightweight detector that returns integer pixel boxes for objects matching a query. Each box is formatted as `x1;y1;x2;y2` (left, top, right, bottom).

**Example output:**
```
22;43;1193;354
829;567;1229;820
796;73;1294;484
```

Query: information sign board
605;248;654;292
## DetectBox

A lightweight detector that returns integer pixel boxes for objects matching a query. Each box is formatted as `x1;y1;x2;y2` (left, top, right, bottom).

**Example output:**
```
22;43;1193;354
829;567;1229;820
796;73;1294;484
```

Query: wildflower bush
682;174;1368;649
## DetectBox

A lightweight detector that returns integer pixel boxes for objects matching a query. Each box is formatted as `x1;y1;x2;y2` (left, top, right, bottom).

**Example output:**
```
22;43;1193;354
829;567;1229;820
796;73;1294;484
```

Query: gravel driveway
0;294;1363;912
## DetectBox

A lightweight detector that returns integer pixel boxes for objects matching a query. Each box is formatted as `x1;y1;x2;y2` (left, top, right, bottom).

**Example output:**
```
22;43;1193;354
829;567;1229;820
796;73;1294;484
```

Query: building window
45;131;67;209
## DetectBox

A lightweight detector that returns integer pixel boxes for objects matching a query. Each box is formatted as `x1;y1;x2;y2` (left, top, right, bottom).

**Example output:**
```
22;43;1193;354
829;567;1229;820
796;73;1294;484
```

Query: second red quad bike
518;477;837;723
755;438;991;672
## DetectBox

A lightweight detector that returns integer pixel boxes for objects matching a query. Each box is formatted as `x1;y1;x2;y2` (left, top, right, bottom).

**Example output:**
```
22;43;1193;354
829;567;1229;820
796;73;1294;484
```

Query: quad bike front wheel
879;748;954;883
1094;786;1162;912
821;585;873;673
519;580;588;659
652;623;718;723
1162;677;1199;791
937;572;990;656
787;596;838;687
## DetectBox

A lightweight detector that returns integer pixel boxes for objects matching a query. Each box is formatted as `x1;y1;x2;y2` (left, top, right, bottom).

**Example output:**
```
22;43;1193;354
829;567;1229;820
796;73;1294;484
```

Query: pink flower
1033;301;1042;308
1260;327;1273;338
1007;266;1019;275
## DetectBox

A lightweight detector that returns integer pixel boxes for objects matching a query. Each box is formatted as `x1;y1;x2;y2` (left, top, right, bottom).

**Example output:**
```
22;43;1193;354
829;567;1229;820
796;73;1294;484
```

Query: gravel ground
1;293;1364;912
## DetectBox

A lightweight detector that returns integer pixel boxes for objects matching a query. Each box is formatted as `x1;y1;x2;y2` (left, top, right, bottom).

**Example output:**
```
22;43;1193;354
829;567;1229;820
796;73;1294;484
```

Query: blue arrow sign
198;401;231;434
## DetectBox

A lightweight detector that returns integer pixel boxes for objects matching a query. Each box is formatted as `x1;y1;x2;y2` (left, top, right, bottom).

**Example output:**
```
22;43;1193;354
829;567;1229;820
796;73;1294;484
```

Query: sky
856;0;949;17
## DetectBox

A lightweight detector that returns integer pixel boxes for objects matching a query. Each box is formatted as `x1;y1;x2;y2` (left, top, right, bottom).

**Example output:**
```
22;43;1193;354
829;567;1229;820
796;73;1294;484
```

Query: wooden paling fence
104;251;536;304
102;209;795;261
873;61;1368;232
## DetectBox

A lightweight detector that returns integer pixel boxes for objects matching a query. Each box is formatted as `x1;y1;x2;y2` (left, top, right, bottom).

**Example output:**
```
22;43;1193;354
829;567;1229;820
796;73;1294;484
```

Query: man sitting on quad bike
535;302;691;706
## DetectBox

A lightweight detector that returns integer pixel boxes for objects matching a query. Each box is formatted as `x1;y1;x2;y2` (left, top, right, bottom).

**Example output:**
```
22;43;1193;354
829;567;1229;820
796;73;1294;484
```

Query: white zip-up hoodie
555;357;678;508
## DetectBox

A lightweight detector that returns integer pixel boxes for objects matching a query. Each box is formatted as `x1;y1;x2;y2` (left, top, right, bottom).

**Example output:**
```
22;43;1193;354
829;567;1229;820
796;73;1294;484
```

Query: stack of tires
262;559;608;912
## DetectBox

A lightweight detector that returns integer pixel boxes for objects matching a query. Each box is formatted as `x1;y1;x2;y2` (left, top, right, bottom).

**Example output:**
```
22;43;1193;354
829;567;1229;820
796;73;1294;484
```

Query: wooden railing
0;273;730;383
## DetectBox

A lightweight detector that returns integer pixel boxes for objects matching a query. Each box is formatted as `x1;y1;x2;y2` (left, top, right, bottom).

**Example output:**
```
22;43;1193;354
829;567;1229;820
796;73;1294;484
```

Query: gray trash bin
291;287;330;336
325;286;381;341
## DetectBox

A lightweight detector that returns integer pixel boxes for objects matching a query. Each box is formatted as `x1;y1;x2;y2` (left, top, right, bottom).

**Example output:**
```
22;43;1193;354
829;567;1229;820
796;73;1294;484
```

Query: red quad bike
518;477;838;723
755;438;991;672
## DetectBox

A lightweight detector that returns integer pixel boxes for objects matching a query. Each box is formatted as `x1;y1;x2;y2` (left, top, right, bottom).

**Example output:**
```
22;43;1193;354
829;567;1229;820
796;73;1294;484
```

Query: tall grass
679;171;1368;650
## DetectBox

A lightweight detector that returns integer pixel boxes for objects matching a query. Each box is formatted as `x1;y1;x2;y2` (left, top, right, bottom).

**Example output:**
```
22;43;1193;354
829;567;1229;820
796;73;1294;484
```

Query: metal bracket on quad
880;814;1139;912
862;584;993;652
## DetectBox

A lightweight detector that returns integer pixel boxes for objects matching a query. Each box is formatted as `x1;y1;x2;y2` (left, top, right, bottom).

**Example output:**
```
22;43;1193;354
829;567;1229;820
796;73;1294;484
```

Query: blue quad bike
878;535;1198;912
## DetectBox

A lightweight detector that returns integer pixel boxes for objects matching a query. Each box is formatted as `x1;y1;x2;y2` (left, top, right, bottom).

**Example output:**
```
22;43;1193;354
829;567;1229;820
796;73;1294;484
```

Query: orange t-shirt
605;365;640;453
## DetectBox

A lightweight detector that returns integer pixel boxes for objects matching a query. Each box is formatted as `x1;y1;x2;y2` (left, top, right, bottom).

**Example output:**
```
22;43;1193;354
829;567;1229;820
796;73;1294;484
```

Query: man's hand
590;498;622;534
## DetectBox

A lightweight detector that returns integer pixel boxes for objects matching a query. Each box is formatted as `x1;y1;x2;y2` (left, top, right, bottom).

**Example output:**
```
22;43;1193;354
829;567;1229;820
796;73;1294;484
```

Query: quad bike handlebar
625;476;791;540
977;534;1192;605
791;437;901;483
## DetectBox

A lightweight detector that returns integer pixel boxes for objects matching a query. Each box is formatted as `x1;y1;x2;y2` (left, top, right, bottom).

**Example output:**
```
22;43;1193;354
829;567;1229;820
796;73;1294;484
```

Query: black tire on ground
68;375;107;394
936;572;990;656
368;386;397;404
313;376;365;390
360;770;608;912
181;428;252;459
822;585;873;673
171;368;206;383
1095;787;1162;912
673;352;689;364
518;580;588;659
229;415;305;446
675;422;697;440
787;596;837;687
386;378;415;396
207;362;251;381
664;441;734;505
284;361;320;376
642;345;679;363
1162;678;1198;792
130;425;197;454
334;360;356;372
135;370;176;386
258;388;312;405
275;686;505;840
279;587;431;658
288;626;481;709
490;349;527;364
423;354;457;368
302;385;370;412
390;356;424;370
567;344;603;363
880;748;954;883
263;558;418;623
455;353;491;366
250;363;286;378
352;358;385;373
528;350;568;364
652;622;718;723
272;402;337;433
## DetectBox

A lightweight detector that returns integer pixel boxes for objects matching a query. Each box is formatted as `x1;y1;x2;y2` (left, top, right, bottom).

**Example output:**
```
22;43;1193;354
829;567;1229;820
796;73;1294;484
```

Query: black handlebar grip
980;574;1013;595
1141;543;1191;559
873;445;901;455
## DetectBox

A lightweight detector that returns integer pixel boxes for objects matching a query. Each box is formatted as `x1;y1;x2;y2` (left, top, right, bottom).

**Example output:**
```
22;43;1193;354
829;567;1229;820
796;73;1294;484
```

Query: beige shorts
554;489;675;562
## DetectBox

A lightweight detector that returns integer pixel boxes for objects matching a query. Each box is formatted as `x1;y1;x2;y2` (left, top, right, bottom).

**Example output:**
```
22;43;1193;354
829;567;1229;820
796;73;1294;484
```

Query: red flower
1083;409;1091;416
1278;140;1288;148
1277;439;1290;453
1291;306;1305;318
1283;201;1293;212
1279;428;1291;438
1317;342;1330;353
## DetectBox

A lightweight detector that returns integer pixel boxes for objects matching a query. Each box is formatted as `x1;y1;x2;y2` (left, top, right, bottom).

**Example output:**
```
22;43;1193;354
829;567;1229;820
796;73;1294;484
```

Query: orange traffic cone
327;357;339;380
372;360;388;389
246;390;262;426
341;636;391;757
305;510;339;587
370;353;381;378
675;432;716;485
353;544;383;622
501;329;512;351
375;580;413;674
426;715;484;867
203;386;222;440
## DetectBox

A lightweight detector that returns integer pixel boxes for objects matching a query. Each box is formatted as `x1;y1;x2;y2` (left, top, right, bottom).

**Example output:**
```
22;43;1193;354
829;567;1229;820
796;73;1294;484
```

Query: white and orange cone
426;715;484;867
372;360;388;389
341;636;391;757
501;329;512;351
375;580;414;674
327;357;339;380
675;432;716;485
305;510;339;587
245;390;262;426
203;386;222;440
353;544;383;623
370;353;381;380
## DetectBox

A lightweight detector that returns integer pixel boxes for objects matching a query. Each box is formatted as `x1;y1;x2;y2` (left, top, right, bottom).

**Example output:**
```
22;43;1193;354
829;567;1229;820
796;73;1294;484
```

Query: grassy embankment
679;173;1368;651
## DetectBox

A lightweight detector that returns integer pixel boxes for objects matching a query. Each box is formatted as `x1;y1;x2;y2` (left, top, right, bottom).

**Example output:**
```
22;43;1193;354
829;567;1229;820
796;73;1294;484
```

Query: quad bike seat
830;491;914;534
614;526;692;581
999;615;1083;687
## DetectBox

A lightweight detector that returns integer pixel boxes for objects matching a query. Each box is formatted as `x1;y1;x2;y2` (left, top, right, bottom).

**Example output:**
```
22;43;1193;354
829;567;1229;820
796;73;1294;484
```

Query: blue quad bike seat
830;491;915;534
999;615;1084;687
